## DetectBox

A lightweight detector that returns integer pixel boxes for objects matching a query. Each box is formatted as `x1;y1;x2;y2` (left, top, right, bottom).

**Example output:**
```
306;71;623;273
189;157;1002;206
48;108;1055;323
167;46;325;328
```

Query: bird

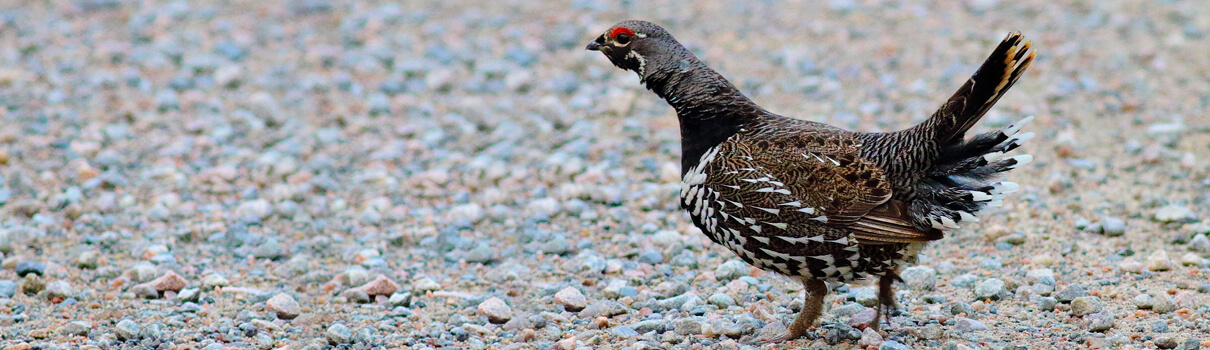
587;20;1035;340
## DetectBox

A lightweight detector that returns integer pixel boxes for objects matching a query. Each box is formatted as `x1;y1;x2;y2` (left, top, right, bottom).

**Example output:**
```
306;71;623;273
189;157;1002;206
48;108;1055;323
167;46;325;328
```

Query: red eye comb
611;27;635;38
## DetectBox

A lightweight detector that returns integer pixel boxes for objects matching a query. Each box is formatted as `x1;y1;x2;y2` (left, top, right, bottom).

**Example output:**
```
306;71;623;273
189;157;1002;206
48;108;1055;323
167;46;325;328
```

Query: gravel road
1;0;1208;349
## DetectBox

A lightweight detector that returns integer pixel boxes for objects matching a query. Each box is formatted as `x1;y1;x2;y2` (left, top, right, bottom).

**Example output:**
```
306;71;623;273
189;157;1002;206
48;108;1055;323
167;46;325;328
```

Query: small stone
326;323;352;344
15;261;45;277
714;260;749;280
578;300;628;318
1026;268;1056;286
478;297;512;323
951;274;979;289
1070;297;1103;317
542;235;573;255
266;293;302;319
238;199;273;220
974;278;1007;301
880;340;911;350
178;288;199;302
556;336;577;350
149;271;187;293
1100;217;1126;236
1154;205;1198;223
611;325;639;337
464;244;495;264
848;308;876;327
115;319;141;340
45;280;74;300
1152;293;1177;313
851;287;878;307
131;284;158;299
388;292;412;307
554;287;588;312
900;266;937;290
673;317;706;335
1154;337;1178;349
1133;294;1154;309
339;288;370;303
21;274;45;295
1147;250;1174;271
413;277;441;292
857;327;883;347
0;281;15;298
651;230;682;247
353;275;400;297
1180;253;1206;266
1086;311;1115;332
526;198;561;218
446;204;484;224
637;249;663;264
1056;284;1088;303
1034;296;1058;311
62;321;92;336
76;251;101;269
1190;234;1210;252
708;293;735;308
603;279;629;299
954;317;987;331
201;274;230;290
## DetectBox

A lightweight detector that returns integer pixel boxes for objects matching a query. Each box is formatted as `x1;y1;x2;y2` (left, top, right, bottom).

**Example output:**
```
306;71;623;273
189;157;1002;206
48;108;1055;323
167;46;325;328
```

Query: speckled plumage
589;20;1036;340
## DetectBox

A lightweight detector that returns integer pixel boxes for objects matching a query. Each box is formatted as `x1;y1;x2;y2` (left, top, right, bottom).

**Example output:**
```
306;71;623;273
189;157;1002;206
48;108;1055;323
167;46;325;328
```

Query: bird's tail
920;32;1036;146
910;116;1035;230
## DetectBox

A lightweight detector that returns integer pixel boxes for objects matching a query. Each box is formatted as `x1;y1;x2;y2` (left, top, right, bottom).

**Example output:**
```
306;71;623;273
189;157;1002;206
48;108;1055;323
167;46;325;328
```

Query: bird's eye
615;33;631;45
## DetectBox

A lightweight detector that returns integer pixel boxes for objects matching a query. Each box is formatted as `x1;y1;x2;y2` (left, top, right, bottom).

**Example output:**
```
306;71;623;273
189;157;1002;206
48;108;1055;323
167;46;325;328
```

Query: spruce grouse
588;20;1035;340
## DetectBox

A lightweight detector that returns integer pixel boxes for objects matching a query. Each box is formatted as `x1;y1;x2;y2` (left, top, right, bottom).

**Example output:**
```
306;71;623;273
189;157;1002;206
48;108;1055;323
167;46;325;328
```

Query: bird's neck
641;58;765;175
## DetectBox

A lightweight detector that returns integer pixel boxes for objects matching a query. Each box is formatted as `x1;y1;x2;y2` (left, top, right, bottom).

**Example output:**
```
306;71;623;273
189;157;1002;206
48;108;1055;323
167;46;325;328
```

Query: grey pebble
630;319;667;334
44;280;74;299
542;235;573;255
974;278;1007;301
851;287;878;307
15;261;46;277
464;243;495;264
951;274;979;289
955;317;988;331
714;260;749;280
115;319;142;340
62;320;92;336
132;284;158;299
326;323;352;344
1190;234;1210;252
1070;296;1103;316
578;300;628;318
707;293;735;308
832;302;868;317
880;341;911;350
900;265;937;290
1026;268;1056;286
1152;293;1177;313
673;316;706;335
637;249;663;264
0;281;17;298
1100;217;1126;236
1056;284;1088;303
611;325;640;337
1087;311;1115;332
1034;296;1058;311
1154;204;1198;223
1133;294;1154;309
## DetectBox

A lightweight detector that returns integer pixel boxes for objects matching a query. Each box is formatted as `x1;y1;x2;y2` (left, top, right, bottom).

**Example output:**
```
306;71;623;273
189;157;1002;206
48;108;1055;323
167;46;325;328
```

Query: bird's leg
787;279;828;340
869;274;899;331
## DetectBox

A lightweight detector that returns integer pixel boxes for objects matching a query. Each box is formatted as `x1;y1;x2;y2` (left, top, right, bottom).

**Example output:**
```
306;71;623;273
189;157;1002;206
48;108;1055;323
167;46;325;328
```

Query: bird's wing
685;130;940;247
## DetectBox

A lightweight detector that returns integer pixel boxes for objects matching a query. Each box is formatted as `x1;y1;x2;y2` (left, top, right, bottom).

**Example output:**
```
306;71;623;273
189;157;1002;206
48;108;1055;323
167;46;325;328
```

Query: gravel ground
1;0;1209;349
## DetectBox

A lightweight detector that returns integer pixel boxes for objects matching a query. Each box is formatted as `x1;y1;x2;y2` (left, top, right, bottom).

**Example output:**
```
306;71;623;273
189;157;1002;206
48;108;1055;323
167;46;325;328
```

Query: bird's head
586;20;677;79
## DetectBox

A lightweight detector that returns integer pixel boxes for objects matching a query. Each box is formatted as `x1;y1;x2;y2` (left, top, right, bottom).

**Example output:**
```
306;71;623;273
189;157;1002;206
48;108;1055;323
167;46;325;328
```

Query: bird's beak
586;41;602;51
